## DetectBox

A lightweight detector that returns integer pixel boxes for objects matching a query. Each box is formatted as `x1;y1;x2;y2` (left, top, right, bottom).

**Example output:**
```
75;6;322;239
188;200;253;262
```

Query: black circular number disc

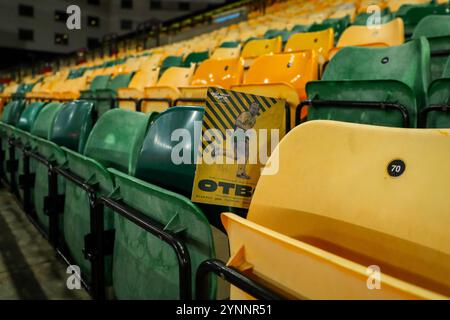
387;159;406;177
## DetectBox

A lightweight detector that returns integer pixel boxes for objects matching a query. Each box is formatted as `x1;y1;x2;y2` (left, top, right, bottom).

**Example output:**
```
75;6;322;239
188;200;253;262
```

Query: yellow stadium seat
117;68;159;111
142;66;195;113
223;120;450;300
178;58;245;105
284;28;335;65
139;54;164;71
241;37;282;67
55;75;89;100
333;18;405;55
211;47;242;60
231;51;318;128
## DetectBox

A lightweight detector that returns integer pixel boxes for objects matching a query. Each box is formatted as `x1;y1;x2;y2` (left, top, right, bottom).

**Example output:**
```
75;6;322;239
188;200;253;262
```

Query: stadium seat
183;51;210;67
308;16;350;42
264;29;294;43
178;58;245;105
1;100;26;126
211;47;242;60
142;66;195;113
389;0;431;13
107;107;218;299
32;101;94;233
232;51;318;128
61;109;153;285
424;56;450;128
95;73;134;117
305;37;429;128
6;102;46;198
159;55;184;77
284;28;334;65
241;37;282;67
137;53;164;71
353;7;393;26
80;75;111;100
223;120;450;299
220;41;240;48
394;1;449;35
331;18;405;58
291;24;310;33
412;15;450;81
55;74;89;100
117;69;159;111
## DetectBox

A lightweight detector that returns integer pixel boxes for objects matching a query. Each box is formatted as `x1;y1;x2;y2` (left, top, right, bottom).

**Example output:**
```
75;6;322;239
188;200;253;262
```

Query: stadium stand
0;0;450;301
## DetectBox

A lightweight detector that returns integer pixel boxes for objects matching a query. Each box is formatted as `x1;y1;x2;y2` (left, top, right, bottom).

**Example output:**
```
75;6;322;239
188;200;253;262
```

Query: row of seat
2;98;450;299
0;101;226;299
0;0;449;301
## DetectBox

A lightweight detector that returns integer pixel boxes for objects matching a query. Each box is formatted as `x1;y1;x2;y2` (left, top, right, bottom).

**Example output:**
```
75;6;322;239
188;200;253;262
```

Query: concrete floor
0;187;90;300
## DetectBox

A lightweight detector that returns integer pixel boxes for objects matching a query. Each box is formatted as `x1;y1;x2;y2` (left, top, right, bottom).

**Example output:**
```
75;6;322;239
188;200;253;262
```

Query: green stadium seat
264;29;293;43
10;102;46;199
183;51;210;67
0;99;27;182
305;37;430;128
1;100;26;125
61;109;153;285
412;15;450;81
424;56;450;128
159;55;184;77
29;102;64;232
16;102;46;132
353;7;393;26
31;100;94;235
219;41;240;48
291;24;310;33
95;73;134;117
308;16;350;42
68;68;86;79
80;74;111;100
395;2;450;35
106;106;217;299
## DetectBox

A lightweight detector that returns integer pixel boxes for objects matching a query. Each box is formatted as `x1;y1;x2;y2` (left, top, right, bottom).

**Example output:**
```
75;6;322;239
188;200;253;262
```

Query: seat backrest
353;7;393;25
264;29;293;42
159;55;184;76
248;120;450;296
30;102;62;139
127;69;159;91
156;66;194;87
337;18;405;47
134;106;204;197
322;37;430;108
16;102;45;132
190;58;244;89
2;100;26;125
244;52;319;99
284;28;334;61
412;13;450;54
139;53;164;71
308;16;350;40
83;109;152;175
397;2;448;28
50;100;94;152
107;73;134;91
211;47;241;60
89;75;111;90
241;37;282;59
413;15;450;80
183;51;210;67
291;24;310;33
220;41;240;48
